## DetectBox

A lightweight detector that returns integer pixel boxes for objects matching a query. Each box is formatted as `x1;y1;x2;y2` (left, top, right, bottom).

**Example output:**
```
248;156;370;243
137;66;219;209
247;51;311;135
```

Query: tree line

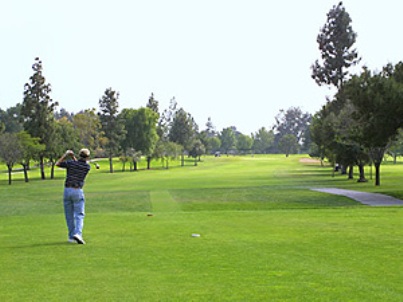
0;57;311;184
5;1;402;188
309;2;403;186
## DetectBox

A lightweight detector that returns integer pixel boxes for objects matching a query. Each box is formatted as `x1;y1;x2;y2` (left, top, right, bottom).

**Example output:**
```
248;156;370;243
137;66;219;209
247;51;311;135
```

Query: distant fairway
0;155;402;301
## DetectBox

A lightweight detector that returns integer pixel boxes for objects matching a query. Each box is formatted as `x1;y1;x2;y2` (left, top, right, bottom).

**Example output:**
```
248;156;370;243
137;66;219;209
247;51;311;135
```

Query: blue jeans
63;188;85;239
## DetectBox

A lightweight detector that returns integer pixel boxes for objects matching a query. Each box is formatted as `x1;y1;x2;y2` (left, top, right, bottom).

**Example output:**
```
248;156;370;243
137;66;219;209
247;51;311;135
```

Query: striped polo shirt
59;159;91;188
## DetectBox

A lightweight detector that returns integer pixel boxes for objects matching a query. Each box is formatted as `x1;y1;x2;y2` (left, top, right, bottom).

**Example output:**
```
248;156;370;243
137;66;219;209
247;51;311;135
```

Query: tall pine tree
99;88;126;173
311;2;360;89
21;57;58;179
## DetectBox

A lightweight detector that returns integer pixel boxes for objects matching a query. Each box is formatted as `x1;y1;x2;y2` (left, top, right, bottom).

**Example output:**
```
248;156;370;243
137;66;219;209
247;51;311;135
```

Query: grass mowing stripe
150;190;180;212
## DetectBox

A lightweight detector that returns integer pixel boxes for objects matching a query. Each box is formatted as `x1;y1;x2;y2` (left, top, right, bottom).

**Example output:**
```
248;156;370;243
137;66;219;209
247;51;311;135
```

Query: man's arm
55;150;77;167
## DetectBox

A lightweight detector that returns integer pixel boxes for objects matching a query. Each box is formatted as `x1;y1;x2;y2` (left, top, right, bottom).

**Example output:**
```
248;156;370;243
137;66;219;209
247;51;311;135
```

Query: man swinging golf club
56;148;91;244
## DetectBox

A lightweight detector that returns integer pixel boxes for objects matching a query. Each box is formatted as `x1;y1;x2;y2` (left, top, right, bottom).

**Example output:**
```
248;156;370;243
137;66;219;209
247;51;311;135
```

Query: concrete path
311;188;403;206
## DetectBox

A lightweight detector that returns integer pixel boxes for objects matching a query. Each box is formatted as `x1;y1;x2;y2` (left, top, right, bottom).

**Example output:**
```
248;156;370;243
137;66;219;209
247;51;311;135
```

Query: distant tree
154;141;182;169
120;107;159;170
300;126;312;154
168;107;198;166
145;94;161;168
158;97;177;141
197;130;209;154
219;127;236;155
273;107;311;153
252;127;275;154
72;109;103;152
210;136;222;154
128;148;142;171
189;139;206;164
119;148;142;172
236;133;253;154
17;131;45;182
55;108;74;121
166;142;182;169
205;117;216;135
47;118;81;179
119;153;130;172
118;109;135;154
311;2;360;89
0;133;23;184
309;105;335;164
199;132;221;155
21;57;58;180
146;92;159;114
99;88;126;173
198;117;219;155
278;134;299;157
198;131;219;155
151;140;165;165
0;104;24;133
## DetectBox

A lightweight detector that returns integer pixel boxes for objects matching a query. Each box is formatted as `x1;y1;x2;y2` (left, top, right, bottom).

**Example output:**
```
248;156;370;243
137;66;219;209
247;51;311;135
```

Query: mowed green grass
0;155;402;301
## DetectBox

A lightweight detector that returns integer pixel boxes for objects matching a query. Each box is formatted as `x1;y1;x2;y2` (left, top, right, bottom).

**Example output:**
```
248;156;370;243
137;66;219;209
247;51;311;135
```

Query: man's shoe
73;234;86;244
68;239;76;243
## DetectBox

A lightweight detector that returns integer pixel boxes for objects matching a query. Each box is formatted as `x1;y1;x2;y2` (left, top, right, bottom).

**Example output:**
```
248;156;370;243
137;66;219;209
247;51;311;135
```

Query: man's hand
56;150;76;167
65;150;74;157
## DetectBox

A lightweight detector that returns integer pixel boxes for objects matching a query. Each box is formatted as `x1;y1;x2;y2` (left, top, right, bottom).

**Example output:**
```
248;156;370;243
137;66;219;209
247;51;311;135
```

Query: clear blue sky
1;0;402;134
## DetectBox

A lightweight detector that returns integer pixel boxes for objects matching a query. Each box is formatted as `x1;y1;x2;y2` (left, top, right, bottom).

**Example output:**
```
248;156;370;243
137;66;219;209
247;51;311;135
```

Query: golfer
56;148;91;244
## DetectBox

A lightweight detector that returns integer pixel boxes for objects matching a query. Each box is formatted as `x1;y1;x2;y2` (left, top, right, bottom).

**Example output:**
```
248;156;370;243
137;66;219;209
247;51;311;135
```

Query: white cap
79;148;90;158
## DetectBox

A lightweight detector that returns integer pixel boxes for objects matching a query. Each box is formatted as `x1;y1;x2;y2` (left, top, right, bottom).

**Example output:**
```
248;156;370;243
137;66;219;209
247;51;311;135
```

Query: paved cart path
311;188;403;206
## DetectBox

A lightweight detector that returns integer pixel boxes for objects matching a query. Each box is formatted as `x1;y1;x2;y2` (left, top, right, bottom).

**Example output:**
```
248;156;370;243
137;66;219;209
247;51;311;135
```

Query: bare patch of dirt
299;157;321;164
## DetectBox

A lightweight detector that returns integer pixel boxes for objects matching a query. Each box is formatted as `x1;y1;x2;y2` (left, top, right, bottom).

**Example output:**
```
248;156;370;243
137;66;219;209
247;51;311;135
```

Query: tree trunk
374;162;381;186
369;163;373;180
147;156;151;170
348;165;354;179
369;147;387;186
7;165;12;185
50;163;55;179
40;155;46;179
109;155;114;173
357;164;367;182
23;164;29;182
340;165;347;175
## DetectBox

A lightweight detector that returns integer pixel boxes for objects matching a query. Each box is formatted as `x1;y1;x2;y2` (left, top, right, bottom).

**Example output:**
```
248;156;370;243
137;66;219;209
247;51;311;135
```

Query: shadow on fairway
3;241;81;249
